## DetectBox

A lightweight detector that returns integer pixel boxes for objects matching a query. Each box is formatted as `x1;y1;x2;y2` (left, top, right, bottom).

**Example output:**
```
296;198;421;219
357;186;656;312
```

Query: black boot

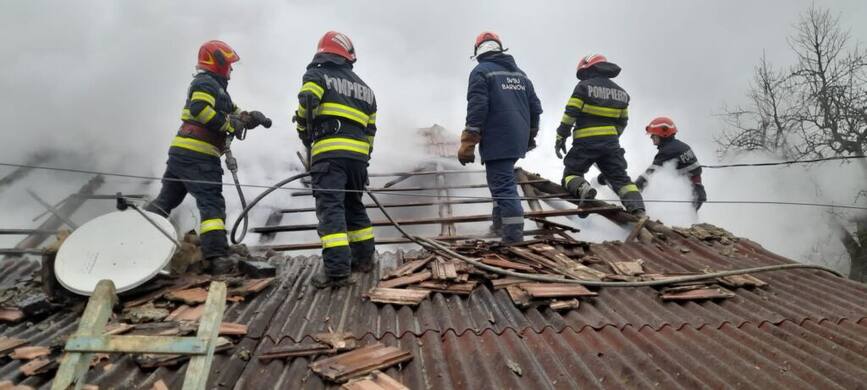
311;273;356;289
207;254;242;275
351;259;375;273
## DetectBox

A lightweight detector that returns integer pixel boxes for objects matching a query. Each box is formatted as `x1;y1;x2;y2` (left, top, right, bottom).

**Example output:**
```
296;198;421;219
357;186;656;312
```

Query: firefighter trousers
145;151;228;259
485;158;524;243
311;158;374;278
562;142;645;213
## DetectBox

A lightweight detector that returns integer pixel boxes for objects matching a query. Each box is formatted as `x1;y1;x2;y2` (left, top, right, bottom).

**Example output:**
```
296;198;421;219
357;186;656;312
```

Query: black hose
230;172;311;244
229;169;248;244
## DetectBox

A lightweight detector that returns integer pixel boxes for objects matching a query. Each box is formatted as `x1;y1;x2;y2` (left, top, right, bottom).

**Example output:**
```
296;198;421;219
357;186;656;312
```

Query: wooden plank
65;335;208;355
430;258;458;281
717;274;767;288
608;260;645;276
381;256;433;280
309;343;413;383
506;286;531;307
181;281;227;390
480;255;536;272
165;288;209;305
412;280;478;295
519;283;598;298
10;346;50;360
0;337;28;356
342;370;409;390
377;271;431;289
252;207;619;234
0;308;24;323
366;288;430;306
661;287;736;301
548;299;581;311
491;277;532;289
52;279;117;390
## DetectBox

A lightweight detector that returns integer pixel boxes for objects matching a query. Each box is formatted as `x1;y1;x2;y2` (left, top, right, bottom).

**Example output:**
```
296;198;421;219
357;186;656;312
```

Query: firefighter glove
527;127;539;151
228;115;246;135
554;135;567;159
693;183;707;211
457;129;481;166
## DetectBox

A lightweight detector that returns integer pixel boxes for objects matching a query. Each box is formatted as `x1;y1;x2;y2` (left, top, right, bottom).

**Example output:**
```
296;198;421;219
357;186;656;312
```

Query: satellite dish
55;210;177;296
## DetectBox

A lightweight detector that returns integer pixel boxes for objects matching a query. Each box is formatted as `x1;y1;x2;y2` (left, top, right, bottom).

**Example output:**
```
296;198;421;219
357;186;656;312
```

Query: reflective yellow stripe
618;184;640;196
181;108;193;121
321;232;350;248
200;218;225;233
348;227;374;242
367;112;377;125
582;104;626;118
563;175;578;186
190;91;216;106
566;97;627;118
300;82;325;99
573;126;619;139
567;97;584;110
317;102;370;126
561;113;577;125
311;137;370;157
296;105;308;118
170;136;221;157
366;135;374;145
196;106;217;124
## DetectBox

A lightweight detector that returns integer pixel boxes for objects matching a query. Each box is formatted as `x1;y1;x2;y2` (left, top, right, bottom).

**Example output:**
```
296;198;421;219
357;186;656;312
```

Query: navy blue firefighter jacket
465;53;542;162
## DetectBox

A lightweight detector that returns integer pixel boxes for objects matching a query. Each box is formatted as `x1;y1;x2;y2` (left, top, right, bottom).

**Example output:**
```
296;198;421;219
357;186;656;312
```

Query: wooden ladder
52;279;227;390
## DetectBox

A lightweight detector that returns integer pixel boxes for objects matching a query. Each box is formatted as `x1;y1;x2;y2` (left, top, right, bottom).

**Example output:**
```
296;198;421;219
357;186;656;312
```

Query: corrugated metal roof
242;318;867;390
1;233;866;388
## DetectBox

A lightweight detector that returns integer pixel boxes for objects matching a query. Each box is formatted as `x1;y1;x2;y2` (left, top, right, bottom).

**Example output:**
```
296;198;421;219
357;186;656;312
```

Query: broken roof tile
164;287;209;305
309;343;412;383
10;346;50;360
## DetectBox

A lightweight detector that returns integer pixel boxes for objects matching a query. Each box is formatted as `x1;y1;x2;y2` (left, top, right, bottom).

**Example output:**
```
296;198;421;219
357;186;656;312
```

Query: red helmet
646;116;678;138
197;40;239;78
474;31;502;56
577;54;607;72
317;31;356;62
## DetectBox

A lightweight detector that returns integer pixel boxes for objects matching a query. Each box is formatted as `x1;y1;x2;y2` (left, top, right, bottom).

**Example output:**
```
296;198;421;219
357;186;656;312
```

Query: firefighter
633;116;707;210
146;40;269;274
458;32;543;243
294;31;377;288
554;54;645;215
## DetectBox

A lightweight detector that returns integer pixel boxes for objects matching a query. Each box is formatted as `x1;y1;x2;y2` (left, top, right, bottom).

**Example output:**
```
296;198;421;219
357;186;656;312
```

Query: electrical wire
2;161;866;210
701;155;866;168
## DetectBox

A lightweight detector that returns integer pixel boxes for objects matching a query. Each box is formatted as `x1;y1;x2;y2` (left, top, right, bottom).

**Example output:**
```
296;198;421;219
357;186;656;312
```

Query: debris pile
367;233;769;310
0;232;278;385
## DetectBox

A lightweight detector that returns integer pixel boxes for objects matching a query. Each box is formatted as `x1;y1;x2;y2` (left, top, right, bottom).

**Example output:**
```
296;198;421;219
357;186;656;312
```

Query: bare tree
718;6;867;282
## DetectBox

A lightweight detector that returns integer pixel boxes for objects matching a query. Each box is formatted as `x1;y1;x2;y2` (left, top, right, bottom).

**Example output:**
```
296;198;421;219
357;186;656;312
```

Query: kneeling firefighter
633;116;707;210
294;31;378;288
554;54;645;215
146;40;270;273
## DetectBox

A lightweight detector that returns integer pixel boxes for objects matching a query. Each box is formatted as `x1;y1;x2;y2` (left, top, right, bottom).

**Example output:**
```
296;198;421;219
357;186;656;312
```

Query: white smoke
1;1;865;273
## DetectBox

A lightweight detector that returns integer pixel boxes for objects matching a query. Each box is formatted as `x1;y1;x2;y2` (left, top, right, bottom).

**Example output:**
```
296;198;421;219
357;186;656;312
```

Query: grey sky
1;0;865;265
